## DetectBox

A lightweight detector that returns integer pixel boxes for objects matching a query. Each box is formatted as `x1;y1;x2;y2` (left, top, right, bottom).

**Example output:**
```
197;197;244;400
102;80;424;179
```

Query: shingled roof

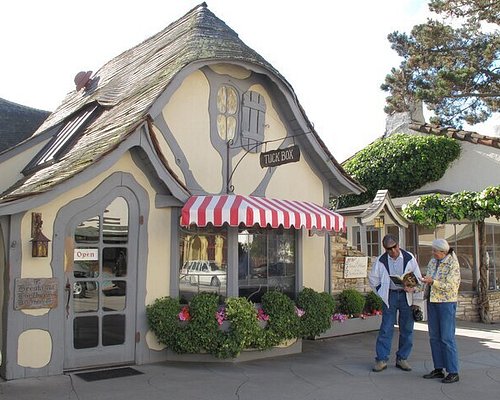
0;98;49;153
409;122;500;150
0;3;361;204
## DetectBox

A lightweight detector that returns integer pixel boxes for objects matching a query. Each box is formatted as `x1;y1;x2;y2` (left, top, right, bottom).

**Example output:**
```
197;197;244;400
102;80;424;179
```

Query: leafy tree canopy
337;134;460;208
381;0;500;128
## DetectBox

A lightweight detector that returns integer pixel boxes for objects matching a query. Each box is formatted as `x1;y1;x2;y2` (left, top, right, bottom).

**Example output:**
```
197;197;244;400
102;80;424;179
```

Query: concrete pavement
1;320;500;400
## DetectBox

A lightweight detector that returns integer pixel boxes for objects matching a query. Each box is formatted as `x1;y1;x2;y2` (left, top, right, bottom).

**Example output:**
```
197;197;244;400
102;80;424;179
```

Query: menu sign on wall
344;257;368;279
14;278;58;310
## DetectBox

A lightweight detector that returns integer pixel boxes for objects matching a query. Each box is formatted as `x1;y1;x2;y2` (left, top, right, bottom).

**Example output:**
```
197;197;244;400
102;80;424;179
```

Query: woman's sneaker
442;373;459;383
423;369;445;379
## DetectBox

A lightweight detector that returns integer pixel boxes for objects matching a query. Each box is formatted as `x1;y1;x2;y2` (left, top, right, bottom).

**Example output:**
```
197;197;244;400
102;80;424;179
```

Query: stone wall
331;235;373;295
457;293;480;322
487;291;500;322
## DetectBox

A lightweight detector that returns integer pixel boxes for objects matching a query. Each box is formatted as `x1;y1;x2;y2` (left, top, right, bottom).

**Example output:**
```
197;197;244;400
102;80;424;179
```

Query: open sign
74;248;99;261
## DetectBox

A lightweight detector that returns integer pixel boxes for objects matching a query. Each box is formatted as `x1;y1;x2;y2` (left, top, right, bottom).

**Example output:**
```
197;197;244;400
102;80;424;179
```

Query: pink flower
178;306;191;321
332;313;348;323
295;306;305;317
257;308;269;321
215;307;226;326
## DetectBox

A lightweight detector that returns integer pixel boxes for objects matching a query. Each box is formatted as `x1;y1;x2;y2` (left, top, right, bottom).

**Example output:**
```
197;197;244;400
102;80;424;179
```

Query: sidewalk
1;320;499;400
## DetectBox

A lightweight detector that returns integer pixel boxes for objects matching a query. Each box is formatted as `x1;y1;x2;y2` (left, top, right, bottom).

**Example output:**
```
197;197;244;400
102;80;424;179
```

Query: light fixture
373;216;385;229
30;212;50;257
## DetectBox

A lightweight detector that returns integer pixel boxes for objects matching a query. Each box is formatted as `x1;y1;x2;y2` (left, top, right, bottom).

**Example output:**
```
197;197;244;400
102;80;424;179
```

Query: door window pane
74;217;100;243
103;197;129;244
74;316;98;349
103;281;126;311
73;282;99;312
102;314;125;346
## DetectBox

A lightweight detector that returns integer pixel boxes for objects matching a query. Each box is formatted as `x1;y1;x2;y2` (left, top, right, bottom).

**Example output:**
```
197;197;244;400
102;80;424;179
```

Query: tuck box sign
260;145;300;168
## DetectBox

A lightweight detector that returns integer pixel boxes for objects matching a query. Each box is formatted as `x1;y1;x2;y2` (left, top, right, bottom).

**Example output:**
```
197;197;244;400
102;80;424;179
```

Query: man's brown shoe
395;359;412;371
372;360;387;372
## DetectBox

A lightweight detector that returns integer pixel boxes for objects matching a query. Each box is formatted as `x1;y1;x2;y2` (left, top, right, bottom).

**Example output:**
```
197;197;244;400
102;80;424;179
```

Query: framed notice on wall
344;257;368;279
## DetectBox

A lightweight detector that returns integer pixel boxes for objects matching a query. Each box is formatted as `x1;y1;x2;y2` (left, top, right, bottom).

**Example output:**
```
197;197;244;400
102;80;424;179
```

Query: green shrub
146;288;336;358
262;290;300;342
297;288;336;337
364;291;383;314
336;289;366;316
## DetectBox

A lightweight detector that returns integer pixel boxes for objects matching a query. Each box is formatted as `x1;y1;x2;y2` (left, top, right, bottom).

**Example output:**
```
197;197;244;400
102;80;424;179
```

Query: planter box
312;315;382;340
163;338;302;363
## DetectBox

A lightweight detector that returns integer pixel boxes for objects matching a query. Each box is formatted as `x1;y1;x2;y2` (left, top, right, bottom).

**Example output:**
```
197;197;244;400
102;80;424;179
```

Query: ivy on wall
338;134;461;208
402;186;500;227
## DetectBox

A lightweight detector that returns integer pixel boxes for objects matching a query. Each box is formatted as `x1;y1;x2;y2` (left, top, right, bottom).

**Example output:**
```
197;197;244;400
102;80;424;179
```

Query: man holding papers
368;234;423;373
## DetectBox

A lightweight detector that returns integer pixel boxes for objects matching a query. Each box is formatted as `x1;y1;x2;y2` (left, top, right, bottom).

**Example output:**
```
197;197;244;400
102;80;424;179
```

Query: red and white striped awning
181;195;345;232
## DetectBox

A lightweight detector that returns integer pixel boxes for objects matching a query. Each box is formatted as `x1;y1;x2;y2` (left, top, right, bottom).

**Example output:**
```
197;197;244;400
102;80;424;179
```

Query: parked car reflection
180;260;227;287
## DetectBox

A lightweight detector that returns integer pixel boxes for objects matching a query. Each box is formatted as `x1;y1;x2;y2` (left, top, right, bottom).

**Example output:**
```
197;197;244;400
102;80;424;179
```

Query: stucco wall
0;140;48;194
418;142;500;193
162;70;222;193
301;232;327;292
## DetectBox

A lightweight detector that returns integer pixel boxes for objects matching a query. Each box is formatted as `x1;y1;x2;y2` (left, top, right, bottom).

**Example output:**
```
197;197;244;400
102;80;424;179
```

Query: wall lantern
30;212;51;257
373;216;385;229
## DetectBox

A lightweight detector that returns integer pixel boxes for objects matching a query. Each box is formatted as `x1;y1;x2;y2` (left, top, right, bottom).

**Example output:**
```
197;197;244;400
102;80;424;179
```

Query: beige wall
159;69;327;202
301;231;327;291
0;140;49;194
162;70;222;193
419;142;500;193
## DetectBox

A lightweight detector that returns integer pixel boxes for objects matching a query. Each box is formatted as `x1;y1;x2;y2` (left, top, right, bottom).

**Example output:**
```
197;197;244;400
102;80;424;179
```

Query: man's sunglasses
384;244;398;251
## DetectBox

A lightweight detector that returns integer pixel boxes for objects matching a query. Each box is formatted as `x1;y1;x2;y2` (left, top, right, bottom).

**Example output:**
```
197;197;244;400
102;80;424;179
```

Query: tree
381;0;500;128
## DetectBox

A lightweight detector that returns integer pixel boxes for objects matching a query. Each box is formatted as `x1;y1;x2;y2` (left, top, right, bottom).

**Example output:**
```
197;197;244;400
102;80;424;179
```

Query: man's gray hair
382;234;399;248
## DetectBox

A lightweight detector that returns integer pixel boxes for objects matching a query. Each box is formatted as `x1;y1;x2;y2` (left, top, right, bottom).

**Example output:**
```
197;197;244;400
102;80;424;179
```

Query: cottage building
0;4;363;379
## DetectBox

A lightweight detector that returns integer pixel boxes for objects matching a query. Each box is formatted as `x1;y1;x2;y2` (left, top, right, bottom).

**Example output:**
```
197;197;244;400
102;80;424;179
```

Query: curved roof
0;3;362;204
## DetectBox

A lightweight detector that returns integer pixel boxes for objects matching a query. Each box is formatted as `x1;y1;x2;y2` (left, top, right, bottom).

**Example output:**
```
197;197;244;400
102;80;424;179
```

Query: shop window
179;226;227;302
486;224;500;291
353;226;380;257
216;85;238;141
241;90;266;152
238;227;296;302
417;224;476;291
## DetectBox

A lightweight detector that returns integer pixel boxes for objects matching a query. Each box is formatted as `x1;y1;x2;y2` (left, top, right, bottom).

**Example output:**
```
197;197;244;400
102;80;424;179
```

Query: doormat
75;367;143;382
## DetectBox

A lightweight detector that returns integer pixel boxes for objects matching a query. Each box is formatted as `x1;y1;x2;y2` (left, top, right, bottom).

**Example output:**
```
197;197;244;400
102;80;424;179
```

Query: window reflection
238;228;296;302
103;197;129;244
179;226;227;302
486;224;500;291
